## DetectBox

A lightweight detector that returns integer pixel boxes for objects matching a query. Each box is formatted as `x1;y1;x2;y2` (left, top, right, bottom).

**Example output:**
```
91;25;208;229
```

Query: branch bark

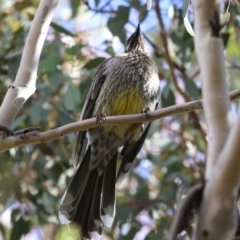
0;89;239;153
0;0;59;127
193;1;240;240
194;2;232;179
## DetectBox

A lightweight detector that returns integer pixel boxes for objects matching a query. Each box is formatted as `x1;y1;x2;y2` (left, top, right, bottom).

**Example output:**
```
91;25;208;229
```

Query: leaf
0;223;6;238
185;79;200;100
39;56;62;73
55;224;80;240
222;32;230;47
107;6;130;43
48;71;63;90
10;216;30;240
66;44;84;58
29;100;50;124
161;84;176;107
63;83;81;111
94;0;100;7
168;5;175;19
108;18;126;43
105;46;115;56
51;22;75;36
70;0;81;17
117;6;130;25
221;11;231;25
184;15;195;37
12;115;26;130
221;11;231;32
83;57;105;70
41;191;56;214
146;0;152;10
139;7;148;22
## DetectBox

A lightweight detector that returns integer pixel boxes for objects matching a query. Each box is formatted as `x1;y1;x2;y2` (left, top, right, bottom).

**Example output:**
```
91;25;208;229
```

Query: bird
59;24;161;240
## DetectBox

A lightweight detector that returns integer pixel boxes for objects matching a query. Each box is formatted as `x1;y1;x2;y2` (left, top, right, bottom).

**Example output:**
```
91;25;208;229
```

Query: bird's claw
96;113;107;133
141;107;150;117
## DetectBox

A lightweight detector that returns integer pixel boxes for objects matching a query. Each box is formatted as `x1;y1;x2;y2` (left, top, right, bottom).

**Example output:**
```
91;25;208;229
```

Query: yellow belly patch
111;90;144;115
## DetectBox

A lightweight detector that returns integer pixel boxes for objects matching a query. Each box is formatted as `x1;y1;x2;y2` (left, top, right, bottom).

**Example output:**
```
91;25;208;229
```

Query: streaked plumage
59;24;161;240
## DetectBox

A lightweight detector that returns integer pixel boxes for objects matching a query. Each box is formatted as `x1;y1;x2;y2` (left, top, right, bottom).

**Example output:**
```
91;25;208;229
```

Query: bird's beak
125;23;146;53
134;24;141;38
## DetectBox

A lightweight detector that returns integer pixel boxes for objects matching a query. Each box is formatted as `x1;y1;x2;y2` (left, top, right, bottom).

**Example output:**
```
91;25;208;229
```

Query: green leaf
94;0;100;7
41;191;56;214
221;11;231;32
185;79;200;99
12;115;27;130
222;32;230;47
70;0;81;17
83;57;105;70
117;6;130;24
107;6;130;43
66;44;84;58
108;18;126;43
139;7;148;22
10;217;30;240
161;84;176;107
105;46;115;56
184;15;195;37
0;223;6;238
30;101;49;124
51;22;75;36
48;71;63;90
63;83;81;111
39;56;62;73
55;224;80;240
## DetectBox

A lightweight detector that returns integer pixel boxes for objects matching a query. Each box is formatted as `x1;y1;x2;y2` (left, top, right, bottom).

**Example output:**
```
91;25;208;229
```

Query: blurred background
0;0;240;239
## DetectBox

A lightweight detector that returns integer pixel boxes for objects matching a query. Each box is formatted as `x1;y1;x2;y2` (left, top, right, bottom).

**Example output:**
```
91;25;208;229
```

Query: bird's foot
141;107;150;117
96;113;107;132
126;108;151;134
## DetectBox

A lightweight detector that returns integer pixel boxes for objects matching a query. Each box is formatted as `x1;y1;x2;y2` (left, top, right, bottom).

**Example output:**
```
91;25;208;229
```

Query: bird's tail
59;146;117;240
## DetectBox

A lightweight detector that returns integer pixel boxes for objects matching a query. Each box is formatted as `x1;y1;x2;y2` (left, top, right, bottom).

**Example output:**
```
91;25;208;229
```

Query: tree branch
193;1;238;240
154;0;190;101
0;89;239;153
0;0;59;128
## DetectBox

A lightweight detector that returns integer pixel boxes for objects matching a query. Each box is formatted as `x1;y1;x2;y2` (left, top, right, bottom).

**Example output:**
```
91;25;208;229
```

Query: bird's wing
74;59;110;168
117;102;160;184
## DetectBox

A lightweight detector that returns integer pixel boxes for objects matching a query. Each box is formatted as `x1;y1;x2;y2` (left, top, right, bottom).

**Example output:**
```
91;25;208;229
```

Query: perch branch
0;88;239;153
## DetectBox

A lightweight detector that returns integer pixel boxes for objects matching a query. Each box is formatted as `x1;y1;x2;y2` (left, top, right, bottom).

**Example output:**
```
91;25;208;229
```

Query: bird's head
125;24;146;53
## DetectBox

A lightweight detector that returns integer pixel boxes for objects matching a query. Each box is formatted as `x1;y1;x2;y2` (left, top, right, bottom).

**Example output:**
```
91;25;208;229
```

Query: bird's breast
111;89;144;115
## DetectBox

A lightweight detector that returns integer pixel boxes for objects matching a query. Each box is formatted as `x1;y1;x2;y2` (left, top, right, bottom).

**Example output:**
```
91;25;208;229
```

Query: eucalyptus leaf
83;57;105;70
184;15;195;37
63;83;81;111
185;79;200;100
161;84;176;107
10;217;30;240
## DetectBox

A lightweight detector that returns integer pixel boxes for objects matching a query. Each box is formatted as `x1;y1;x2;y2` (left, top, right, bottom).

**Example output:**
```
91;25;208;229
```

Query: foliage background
0;0;239;239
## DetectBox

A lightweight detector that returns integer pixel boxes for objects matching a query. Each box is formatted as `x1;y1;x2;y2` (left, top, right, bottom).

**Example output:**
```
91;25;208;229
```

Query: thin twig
155;0;190;100
154;0;207;145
